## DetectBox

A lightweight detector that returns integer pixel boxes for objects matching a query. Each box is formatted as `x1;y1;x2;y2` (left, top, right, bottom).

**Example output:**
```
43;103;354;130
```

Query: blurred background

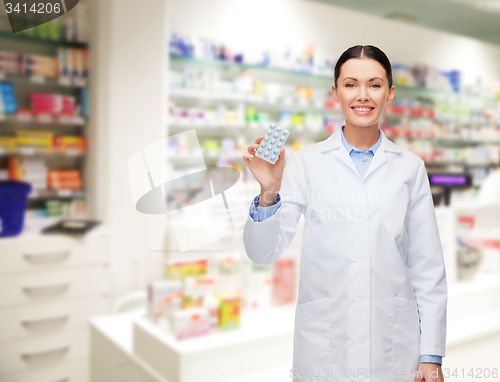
0;0;500;381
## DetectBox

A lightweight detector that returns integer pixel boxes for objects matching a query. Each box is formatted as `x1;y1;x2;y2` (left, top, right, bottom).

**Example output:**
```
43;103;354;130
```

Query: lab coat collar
320;126;402;181
320;126;401;154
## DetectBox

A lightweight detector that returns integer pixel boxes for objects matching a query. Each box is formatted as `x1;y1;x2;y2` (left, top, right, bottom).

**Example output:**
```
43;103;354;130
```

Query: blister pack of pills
254;123;289;165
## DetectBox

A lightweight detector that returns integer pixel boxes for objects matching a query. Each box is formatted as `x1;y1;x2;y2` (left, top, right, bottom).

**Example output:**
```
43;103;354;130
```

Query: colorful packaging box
241;260;273;310
15;130;53;153
7;157;47;190
182;276;216;309
47;169;82;190
53;136;86;154
217;294;240;331
272;258;296;305
165;257;209;279
147;280;183;322
170;308;210;340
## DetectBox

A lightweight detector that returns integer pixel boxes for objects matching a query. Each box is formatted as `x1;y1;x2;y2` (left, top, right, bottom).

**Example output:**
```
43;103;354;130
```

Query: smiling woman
243;44;447;382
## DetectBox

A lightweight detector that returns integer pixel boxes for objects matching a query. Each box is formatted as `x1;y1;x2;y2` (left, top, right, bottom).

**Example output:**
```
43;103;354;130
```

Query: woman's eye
371;84;380;88
346;84;354;88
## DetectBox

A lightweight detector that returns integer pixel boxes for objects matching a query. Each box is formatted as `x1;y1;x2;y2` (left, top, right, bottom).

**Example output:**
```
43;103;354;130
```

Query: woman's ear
386;85;396;104
331;85;340;103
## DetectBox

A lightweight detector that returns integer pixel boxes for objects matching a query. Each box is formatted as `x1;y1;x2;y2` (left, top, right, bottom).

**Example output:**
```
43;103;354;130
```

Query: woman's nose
357;87;369;101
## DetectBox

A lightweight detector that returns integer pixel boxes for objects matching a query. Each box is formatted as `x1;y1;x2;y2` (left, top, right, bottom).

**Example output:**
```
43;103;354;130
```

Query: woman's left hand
415;363;444;382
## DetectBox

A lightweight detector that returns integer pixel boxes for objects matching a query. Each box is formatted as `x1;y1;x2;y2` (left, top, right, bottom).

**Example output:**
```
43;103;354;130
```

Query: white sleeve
406;160;448;357
242;151;307;265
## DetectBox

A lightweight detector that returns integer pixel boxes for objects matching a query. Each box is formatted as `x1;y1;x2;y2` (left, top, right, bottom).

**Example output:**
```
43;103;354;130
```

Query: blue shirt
248;125;442;365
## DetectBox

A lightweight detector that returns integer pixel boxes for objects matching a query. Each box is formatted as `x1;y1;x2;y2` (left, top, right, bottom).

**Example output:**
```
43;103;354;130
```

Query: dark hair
334;45;393;89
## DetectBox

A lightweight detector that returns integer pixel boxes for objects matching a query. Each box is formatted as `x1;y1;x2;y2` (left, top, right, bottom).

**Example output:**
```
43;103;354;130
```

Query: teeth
353;108;372;112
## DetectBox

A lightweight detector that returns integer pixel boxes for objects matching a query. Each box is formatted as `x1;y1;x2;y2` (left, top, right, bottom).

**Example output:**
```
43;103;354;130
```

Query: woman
242;45;447;382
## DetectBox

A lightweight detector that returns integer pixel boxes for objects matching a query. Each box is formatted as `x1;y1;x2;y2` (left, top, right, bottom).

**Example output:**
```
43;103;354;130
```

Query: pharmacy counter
89;274;500;382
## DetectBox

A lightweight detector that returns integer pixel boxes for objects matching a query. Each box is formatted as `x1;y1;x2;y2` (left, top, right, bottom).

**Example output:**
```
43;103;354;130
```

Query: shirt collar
340;125;382;155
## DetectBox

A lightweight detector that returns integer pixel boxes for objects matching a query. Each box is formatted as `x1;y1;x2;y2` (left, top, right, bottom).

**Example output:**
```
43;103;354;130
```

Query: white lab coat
243;127;447;382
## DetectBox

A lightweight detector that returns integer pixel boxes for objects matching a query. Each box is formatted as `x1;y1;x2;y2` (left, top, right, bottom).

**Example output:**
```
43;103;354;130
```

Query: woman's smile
351;105;375;115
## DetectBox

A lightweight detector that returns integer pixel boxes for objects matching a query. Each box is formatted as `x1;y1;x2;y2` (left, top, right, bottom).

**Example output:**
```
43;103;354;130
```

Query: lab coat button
356;337;365;345
356;297;365;305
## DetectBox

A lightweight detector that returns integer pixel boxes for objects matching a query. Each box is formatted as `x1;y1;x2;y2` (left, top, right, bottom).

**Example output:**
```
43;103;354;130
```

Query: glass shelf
170;54;500;103
170;54;332;82
0;71;88;89
0;31;88;48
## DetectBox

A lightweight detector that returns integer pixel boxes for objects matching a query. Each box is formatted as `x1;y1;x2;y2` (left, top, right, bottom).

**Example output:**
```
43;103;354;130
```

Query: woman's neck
343;121;380;150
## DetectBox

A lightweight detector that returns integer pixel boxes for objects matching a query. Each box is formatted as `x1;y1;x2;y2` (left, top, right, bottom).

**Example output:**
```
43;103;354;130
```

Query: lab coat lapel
362;145;387;181
337;142;361;180
322;127;361;180
362;129;401;181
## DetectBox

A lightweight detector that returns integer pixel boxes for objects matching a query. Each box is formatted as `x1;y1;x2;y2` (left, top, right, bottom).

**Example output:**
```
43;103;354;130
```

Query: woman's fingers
246;143;260;154
243;153;254;162
255;135;264;144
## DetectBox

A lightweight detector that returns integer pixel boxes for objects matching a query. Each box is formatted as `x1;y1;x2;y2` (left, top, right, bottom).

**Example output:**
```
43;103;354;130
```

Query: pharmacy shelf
382;128;500;144
170;54;332;82
171;88;500;126
168;123;500;146
170;54;500;102
170;88;341;114
424;160;498;167
0;112;85;126
28;189;85;199
168;123;330;139
0;31;88;48
385;112;500;126
0;71;87;88
0;149;85;157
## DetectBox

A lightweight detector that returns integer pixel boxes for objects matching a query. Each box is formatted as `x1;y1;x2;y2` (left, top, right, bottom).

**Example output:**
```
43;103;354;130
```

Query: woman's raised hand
243;135;286;204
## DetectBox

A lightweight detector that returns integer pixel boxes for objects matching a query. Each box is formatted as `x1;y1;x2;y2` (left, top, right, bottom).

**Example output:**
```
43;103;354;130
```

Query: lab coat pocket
382;183;410;236
392;296;421;375
293;297;331;376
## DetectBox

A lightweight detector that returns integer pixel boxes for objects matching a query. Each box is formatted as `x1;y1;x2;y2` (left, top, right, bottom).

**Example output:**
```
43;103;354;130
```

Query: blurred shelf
170;54;332;81
0;149;85;157
0;113;86;126
0;71;88;88
28;189;84;199
394;83;500;102
385;112;500;126
170;55;500;102
383;128;500;144
170;88;341;114
169;123;500;147
0;31;88;48
168;123;329;139
424;160;498;167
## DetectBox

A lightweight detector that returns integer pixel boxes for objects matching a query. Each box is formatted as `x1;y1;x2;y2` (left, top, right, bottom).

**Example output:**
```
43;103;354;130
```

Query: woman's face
331;58;395;128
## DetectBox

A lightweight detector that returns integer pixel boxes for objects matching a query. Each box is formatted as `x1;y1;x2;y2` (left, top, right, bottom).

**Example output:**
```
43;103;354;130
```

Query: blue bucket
0;181;32;238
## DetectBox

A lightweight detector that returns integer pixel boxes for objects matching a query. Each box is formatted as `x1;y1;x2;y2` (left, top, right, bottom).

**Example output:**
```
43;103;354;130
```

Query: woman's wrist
258;188;280;207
